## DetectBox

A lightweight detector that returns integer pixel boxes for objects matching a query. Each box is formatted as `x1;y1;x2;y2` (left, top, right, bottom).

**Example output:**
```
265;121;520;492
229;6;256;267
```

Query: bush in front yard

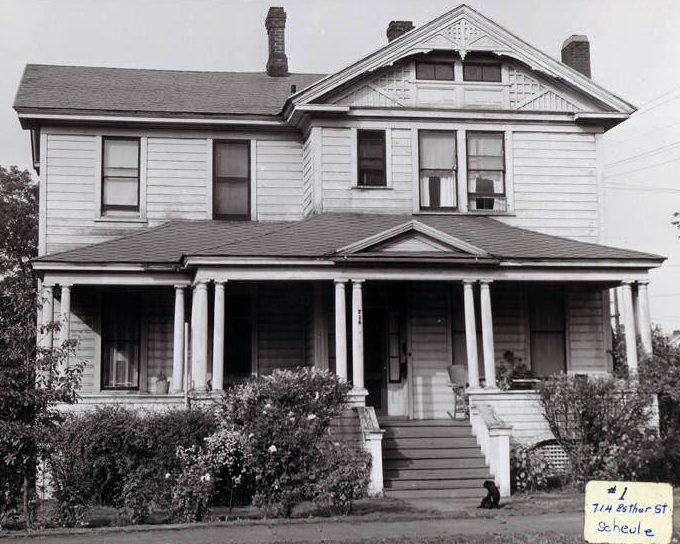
538;374;660;486
48;406;217;526
214;367;369;518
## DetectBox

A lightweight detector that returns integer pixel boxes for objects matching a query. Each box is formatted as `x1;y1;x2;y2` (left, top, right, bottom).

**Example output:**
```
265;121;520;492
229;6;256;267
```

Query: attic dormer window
463;63;502;82
416;61;455;81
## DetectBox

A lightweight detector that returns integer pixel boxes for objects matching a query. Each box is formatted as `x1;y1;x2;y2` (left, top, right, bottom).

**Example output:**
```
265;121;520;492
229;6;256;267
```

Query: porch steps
380;418;492;499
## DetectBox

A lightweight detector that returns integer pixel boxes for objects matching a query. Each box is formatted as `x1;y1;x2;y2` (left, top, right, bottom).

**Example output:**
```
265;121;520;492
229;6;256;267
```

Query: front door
364;307;388;414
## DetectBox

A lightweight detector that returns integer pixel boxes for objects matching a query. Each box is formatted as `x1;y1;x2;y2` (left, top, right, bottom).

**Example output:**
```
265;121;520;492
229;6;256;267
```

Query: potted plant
496;351;535;390
154;372;170;394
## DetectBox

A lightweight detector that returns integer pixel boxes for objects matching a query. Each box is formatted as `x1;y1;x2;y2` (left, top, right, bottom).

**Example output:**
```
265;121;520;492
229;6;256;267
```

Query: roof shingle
14;65;325;117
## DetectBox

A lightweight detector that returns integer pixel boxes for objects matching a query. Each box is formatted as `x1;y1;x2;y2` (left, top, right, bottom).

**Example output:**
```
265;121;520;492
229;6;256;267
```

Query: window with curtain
529;286;566;377
357;130;386;186
101;292;141;390
418;130;457;210
466;132;506;211
214;141;250;219
102;138;140;213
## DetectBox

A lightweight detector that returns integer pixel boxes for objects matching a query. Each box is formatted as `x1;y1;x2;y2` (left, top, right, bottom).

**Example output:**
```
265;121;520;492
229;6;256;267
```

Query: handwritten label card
584;481;674;544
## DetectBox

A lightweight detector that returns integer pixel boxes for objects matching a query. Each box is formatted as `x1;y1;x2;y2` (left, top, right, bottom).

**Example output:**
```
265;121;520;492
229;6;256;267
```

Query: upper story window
357;130;386;187
102;137;140;214
416;62;455;81
467;132;506;212
214;141;250;219
418;130;457;210
463;63;502;82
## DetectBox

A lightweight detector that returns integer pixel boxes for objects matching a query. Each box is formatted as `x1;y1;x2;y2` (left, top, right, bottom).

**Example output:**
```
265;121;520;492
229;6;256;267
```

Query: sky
1;0;679;331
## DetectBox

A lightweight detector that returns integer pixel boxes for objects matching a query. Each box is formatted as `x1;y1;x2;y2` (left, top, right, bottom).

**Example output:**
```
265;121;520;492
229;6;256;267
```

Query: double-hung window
466;132;506;211
101;292;141;390
357;130;386;187
418;131;457;210
102;137;140;214
214;141;250;219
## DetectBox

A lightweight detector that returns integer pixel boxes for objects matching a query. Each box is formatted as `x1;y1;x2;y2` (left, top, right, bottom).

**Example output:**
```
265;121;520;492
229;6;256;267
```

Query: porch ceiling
33;213;663;271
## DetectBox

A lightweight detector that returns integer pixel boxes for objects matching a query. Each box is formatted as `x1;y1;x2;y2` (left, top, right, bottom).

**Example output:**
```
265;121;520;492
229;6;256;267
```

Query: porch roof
34;214;663;268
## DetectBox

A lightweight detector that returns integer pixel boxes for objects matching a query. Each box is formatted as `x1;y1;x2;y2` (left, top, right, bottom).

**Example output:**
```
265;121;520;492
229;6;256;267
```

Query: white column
212;281;226;391
636;281;653;356
463;280;480;389
41;285;54;349
190;281;209;391
480;280;497;390
351;279;367;402
620;281;638;379
171;285;185;393
58;285;72;347
334;280;348;381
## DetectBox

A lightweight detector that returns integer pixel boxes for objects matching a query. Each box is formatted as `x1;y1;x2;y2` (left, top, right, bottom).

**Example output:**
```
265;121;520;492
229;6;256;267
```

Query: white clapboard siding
499;131;600;243
567;288;608;373
256;140;304;221
321;128;414;214
69;289;98;393
409;284;453;419
256;286;310;374
469;392;553;445
144;290;174;389
146;138;209;221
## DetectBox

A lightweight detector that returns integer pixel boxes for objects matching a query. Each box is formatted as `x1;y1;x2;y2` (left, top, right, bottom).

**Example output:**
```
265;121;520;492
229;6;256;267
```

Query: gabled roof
14;65;325;119
33;213;663;268
288;4;635;115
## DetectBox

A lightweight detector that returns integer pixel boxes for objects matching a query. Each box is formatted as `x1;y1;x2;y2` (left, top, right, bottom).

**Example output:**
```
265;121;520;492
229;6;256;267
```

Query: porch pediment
335;220;489;260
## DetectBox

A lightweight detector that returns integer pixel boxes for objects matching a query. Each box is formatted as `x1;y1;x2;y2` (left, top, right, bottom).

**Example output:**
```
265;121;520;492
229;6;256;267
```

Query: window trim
417;129;458;212
466;131;506;212
356;129;387;188
101;136;141;214
213;139;252;220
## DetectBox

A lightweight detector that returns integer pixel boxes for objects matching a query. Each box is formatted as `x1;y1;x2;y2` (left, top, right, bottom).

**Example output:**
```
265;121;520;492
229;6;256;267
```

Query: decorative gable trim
287;5;635;117
335;220;489;257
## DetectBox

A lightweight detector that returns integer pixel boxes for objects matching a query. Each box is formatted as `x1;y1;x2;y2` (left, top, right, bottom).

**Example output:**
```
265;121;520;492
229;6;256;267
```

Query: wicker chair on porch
448;364;469;420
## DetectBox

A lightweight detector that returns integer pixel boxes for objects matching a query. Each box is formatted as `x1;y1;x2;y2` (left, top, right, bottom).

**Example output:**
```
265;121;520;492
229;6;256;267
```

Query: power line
637;86;680;109
604;157;680;178
630;89;680;119
605;141;680;169
607;119;680;146
604;183;680;193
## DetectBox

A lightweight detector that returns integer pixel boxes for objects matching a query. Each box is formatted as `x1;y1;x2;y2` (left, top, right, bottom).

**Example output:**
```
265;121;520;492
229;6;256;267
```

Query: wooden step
384;488;483;499
382;447;483;460
379;419;470;427
384;457;488;470
382;437;478;449
382;426;474;439
385;478;489;490
384;467;492;481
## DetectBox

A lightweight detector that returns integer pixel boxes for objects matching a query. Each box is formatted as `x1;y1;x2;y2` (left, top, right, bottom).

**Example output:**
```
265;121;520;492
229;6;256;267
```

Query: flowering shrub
538;374;661;486
311;442;371;515
170;446;214;523
216;367;355;517
510;444;550;493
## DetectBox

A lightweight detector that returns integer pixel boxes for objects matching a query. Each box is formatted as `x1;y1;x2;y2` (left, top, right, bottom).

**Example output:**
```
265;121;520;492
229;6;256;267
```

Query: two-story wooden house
14;5;663;498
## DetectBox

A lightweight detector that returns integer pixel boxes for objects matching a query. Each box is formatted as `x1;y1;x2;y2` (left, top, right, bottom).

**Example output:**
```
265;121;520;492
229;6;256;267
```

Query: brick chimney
265;7;288;77
387;20;415;42
561;35;591;78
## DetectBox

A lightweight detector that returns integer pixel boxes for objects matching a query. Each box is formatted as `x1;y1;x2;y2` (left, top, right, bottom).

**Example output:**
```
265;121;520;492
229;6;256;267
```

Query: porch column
58;285;72;348
212;281;226;391
171;285;185;393
190;280;209;391
463;280;480;389
41;285;54;349
636;281;653;356
480;280;497;389
351;279;368;403
334;280;348;381
620;281;638;379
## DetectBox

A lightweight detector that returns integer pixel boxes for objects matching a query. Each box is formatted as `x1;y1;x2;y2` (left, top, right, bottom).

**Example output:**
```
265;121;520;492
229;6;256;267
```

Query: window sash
419;130;457;210
416;62;455;81
357;130;386;187
102;138;140;212
214;141;250;219
463;63;502;82
466;132;505;211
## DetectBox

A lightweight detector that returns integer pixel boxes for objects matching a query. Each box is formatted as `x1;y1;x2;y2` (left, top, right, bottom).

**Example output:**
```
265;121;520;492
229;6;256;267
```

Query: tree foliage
0;165;82;527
